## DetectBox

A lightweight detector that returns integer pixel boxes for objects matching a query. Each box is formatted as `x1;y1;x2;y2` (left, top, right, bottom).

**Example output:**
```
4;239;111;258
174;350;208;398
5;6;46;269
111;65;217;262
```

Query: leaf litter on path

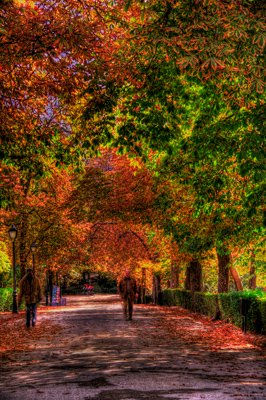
146;305;266;353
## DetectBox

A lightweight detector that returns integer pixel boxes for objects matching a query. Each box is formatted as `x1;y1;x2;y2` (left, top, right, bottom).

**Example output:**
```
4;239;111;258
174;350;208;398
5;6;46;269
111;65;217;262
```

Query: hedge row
0;288;25;311
0;288;13;311
161;289;266;335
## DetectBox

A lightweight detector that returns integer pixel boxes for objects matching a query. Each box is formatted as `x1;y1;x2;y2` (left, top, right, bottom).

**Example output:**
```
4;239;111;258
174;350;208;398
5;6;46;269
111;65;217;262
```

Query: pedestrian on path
18;268;42;328
118;269;137;321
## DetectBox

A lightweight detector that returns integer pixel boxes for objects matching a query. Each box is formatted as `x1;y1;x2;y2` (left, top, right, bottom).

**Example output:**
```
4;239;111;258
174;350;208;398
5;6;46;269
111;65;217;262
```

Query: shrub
258;299;266;334
218;291;266;333
193;292;218;318
218;292;243;328
162;289;218;318
0;288;13;311
0;287;26;311
161;289;266;334
144;294;153;304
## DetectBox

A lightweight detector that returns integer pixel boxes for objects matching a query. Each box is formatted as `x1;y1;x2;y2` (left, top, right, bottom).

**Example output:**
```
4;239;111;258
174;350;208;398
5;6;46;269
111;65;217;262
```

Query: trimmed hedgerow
161;289;218;318
193;292;218;318
218;291;266;333
0;287;25;311
161;289;266;334
0;288;13;311
218;292;243;328
258;299;266;334
145;294;153;304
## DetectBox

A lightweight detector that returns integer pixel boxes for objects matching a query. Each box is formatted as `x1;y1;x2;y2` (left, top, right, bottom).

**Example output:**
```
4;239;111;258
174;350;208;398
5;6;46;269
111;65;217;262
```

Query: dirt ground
0;294;265;400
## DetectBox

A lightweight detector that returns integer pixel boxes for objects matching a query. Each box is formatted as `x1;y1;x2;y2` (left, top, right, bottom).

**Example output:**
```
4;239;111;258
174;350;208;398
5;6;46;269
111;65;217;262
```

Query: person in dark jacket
18;268;42;328
118;270;137;321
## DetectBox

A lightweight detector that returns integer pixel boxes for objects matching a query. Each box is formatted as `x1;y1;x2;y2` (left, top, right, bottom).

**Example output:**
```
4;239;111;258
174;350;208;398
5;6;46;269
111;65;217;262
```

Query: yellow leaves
14;0;36;9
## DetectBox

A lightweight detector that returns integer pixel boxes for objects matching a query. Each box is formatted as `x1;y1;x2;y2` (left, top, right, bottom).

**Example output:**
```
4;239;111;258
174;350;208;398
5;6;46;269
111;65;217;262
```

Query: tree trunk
152;274;161;304
230;266;243;291
185;264;191;290
185;259;202;292
217;248;230;293
140;267;146;303
19;213;29;278
170;262;179;288
49;270;53;305
248;251;256;289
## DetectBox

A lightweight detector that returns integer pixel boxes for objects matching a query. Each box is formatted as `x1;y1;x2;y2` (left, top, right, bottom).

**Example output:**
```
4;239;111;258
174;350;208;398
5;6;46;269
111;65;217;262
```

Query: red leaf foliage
149;305;266;353
0;310;62;354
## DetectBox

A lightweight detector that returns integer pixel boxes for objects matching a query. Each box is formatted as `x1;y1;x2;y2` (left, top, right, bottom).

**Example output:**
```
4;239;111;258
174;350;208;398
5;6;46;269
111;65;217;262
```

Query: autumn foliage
0;0;264;303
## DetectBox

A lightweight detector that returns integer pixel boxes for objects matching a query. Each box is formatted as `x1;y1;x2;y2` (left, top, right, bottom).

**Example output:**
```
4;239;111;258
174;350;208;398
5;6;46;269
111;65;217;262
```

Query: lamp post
45;270;49;306
8;224;18;313
30;242;37;273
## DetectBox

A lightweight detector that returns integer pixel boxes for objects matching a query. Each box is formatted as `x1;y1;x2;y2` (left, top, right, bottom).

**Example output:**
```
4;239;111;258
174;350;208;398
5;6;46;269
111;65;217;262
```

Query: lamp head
31;242;37;253
8;224;17;241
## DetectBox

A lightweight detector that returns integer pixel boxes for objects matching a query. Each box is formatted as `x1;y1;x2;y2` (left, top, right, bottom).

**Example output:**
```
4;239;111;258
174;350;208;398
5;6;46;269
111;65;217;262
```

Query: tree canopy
0;0;264;293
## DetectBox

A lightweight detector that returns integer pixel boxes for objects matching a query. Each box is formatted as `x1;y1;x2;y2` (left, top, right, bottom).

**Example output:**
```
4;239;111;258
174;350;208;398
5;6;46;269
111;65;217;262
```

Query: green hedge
161;289;266;334
162;289;218;318
218;291;266;333
259;299;266;334
0;288;13;311
0;288;25;311
145;294;153;304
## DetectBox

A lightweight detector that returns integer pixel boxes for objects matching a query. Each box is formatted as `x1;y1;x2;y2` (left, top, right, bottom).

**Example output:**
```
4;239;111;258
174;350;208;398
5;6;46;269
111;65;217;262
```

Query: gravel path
0;295;265;400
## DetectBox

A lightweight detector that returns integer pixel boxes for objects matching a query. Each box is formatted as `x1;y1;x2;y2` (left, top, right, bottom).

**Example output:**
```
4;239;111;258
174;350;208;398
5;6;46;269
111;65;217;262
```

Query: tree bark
185;264;191;290
140;267;146;303
152;274;161;304
185;259;202;292
170;262;179;288
217;248;230;293
230;266;243;291
248;251;256;289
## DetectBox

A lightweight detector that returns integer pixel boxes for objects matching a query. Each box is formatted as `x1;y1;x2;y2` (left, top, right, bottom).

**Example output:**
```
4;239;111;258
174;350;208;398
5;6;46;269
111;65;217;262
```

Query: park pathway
0;295;265;400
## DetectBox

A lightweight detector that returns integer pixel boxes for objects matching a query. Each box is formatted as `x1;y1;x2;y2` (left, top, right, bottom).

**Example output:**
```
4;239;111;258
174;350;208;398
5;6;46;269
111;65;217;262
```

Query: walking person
118;269;137;321
18;268;42;328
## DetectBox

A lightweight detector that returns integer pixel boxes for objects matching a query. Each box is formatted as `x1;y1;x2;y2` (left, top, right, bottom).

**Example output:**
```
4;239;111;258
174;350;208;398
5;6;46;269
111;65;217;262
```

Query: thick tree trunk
185;259;202;292
140;267;146;303
185;264;191;290
170;262;179;288
152;274;161;304
19;213;29;278
248;251;256;289
217;248;230;293
230;266;243;291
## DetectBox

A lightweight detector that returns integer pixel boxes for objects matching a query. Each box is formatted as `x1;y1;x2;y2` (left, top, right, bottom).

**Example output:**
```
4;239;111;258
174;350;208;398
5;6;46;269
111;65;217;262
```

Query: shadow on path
0;295;265;400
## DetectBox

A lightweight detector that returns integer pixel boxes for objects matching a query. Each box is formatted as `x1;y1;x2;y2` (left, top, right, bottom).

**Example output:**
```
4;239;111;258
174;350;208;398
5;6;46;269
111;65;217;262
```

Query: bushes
258;299;266;334
144;294;153;304
161;289;266;334
218;292;243;328
0;288;25;311
193;292;218;318
0;288;13;311
162;289;218;318
218;291;266;333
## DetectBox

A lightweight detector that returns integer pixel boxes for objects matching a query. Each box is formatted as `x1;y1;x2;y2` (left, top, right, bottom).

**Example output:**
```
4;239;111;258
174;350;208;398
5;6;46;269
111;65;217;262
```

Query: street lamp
31;242;37;273
8;224;18;313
